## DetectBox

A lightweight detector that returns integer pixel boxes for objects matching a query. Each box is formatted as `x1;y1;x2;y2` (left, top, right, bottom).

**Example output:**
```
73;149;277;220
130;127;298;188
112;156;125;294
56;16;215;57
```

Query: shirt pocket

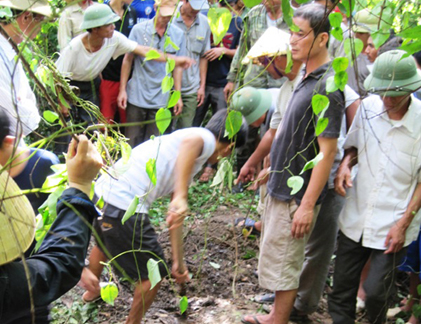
191;39;204;55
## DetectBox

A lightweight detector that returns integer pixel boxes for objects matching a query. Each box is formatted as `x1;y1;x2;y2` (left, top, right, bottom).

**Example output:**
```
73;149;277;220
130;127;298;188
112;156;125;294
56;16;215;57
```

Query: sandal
235;217;260;236
82;291;101;304
241;315;262;324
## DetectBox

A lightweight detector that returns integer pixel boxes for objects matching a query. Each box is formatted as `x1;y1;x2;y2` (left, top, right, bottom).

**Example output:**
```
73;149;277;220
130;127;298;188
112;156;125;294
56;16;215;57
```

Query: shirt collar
305;62;331;80
384;95;419;133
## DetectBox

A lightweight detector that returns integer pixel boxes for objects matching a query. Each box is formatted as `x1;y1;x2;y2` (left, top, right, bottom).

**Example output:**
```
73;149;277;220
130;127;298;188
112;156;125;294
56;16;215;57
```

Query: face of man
365;36;378;63
264;0;281;13
17;12;46;40
96;23;115;38
290;17;326;63
355;32;370;51
258;55;287;79
381;94;411;112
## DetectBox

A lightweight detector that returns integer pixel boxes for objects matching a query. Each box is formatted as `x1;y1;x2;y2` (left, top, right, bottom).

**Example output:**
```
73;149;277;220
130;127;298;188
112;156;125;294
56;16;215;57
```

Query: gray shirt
173;8;211;95
127;19;186;109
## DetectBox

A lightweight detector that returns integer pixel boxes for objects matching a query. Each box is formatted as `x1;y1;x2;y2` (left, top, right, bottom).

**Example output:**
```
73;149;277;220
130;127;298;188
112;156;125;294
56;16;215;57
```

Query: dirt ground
52;204;409;324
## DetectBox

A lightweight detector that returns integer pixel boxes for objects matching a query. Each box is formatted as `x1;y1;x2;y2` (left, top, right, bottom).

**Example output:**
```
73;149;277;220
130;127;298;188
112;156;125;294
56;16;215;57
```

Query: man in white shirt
329;50;421;324
0;0;50;138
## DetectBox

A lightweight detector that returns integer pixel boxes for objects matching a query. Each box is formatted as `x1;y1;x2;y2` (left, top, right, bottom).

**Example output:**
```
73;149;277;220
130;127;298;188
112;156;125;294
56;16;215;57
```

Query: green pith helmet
352;8;380;33
364;50;421;97
231;87;272;125
80;4;120;30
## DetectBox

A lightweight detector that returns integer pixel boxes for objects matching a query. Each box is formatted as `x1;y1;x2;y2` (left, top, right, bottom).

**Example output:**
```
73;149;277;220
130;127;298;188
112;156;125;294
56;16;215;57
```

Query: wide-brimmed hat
364;50;421;97
80;4;120;30
0;169;35;266
0;0;52;17
155;0;177;17
231;87;273;125
189;0;209;11
242;27;290;65
352;8;379;33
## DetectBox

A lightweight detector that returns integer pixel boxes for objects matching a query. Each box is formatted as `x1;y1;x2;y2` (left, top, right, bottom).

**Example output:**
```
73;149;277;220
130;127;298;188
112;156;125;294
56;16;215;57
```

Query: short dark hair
414;51;421;67
205;109;248;148
0;109;11;148
294;4;331;47
378;36;402;56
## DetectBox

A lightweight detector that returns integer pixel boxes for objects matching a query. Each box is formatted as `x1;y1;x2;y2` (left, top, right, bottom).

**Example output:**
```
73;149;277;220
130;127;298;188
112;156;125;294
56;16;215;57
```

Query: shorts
99;79;127;124
399;230;421;279
94;202;168;282
258;195;320;291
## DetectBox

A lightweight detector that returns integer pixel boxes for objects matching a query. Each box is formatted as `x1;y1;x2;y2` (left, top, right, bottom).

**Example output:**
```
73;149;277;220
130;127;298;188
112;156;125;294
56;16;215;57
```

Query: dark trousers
193;85;227;127
328;232;407;324
125;103;159;147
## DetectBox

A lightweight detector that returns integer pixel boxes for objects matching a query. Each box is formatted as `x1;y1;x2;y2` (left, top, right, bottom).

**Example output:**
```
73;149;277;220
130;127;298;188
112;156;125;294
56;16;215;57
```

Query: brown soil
53;205;408;324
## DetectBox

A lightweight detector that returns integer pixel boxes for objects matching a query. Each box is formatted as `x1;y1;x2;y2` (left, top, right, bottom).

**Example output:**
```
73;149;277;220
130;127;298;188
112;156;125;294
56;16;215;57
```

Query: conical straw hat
0;169;35;265
242;27;291;65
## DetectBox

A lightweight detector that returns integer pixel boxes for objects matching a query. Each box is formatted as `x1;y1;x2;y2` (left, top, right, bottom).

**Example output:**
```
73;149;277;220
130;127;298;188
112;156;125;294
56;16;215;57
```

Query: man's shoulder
197;12;211;29
246;4;265;18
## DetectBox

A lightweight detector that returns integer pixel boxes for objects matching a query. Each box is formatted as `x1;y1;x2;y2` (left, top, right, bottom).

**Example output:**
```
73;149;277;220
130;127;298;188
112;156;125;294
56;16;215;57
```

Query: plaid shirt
227;5;289;88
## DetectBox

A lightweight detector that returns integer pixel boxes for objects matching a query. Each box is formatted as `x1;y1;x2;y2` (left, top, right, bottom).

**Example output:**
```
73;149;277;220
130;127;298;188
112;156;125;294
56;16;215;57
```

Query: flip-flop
235;217;260;236
241;315;262;324
82;291;101;304
254;293;275;304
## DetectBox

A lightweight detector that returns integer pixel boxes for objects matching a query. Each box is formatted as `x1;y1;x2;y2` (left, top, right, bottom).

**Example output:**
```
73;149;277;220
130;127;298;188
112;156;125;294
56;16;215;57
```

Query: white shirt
56;31;137;81
95;128;216;213
0;35;40;136
57;3;86;51
339;95;421;249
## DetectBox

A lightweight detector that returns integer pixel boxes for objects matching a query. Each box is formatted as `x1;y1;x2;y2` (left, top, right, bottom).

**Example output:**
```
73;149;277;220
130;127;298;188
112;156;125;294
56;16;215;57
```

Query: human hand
291;204;314;239
334;164;353;197
256;167;270;186
237;162;256;183
171;261;190;284
66;135;103;195
384;224;406;254
117;89;128;110
197;87;205;107
204;47;225;61
175;56;195;69
167;196;188;230
174;98;183;116
78;267;100;295
223;82;235;102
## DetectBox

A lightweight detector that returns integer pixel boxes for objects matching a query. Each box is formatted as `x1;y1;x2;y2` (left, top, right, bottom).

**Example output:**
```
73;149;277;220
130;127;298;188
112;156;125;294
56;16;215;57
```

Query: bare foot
199;166;215;182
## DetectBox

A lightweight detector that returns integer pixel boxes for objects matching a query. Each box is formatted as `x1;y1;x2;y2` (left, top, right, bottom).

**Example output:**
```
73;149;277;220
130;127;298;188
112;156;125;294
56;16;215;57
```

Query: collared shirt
339;95;421;250
0;35;40;137
267;62;345;204
57;3;87;51
226;4;288;88
126;18;186;109
173;7;211;95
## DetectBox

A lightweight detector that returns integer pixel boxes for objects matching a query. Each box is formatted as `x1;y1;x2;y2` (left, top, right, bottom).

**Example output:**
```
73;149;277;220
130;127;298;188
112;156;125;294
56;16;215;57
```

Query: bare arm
197;57;208;106
385;182;421;254
346;99;360;131
334;147;358;197
172;66;183;116
291;137;338;239
117;52;134;109
132;45;194;68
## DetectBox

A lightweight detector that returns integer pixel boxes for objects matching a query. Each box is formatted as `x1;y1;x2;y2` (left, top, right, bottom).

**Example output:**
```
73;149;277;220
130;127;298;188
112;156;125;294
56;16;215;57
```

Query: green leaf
398;25;421;39
341;0;355;16
121;141;132;164
155;108;171;134
282;0;299;32
395;319;405;324
331;27;343;42
315;117;329;136
344;38;363;65
165;58;175;74
100;282;119;306
164;36;180;51
299;152;324;175
326;76;338;93
161;76;174;94
418;284;421;296
167;90;181;108
242;249;256;259
207;7;232;45
332;57;349;73
211;158;231;188
58;92;71;109
243;0;262;8
0;6;13;18
96;196;104;209
225;110;242;139
146;158;157;185
145;49;161;61
371;30;391;49
334;71;348;91
287;175;304;195
311;94;329;115
147;258;162;290
285;47;293;74
209;261;221;269
121;195;139;224
43;110;59;123
400;40;421;56
329;12;343;28
179;296;188;315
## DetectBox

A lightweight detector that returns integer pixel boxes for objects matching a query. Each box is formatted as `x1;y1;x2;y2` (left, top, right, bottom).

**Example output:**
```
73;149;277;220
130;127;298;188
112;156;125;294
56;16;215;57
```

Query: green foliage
300;153;324;175
166;58;176;74
51;299;98;324
147;258;162;290
156;108;172;134
207;7;232;45
315;117;329;136
167;90;181;108
43;110;59;124
344;38;364;65
211;158;233;191
242;249;257;259
164;36;180;51
329;12;344;41
0;6;12;18
287;175;304;195
121;195;139;225
100;282;119;306
145;49;161;61
242;0;262;8
332;57;349;73
179;296;188;314
337;0;355;17
281;0;299;32
161;76;174;94
225;110;242;140
311;94;329;115
146;158;157;185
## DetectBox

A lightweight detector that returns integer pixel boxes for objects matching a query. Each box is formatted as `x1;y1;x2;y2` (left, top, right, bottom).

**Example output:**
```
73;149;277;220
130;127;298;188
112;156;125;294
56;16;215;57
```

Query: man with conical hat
329;50;421;324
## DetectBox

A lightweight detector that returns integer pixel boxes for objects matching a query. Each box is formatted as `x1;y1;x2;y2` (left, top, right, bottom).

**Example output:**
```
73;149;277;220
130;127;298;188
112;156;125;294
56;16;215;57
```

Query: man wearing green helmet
329;50;421;324
56;3;193;124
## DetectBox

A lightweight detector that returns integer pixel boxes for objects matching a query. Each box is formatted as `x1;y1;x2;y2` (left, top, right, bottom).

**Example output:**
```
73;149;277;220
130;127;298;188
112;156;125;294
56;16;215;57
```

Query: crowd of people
1;0;421;323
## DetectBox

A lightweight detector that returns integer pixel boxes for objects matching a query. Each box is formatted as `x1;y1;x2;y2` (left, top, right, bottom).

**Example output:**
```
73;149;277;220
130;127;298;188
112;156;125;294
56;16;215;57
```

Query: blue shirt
131;0;155;23
127;18;186;109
